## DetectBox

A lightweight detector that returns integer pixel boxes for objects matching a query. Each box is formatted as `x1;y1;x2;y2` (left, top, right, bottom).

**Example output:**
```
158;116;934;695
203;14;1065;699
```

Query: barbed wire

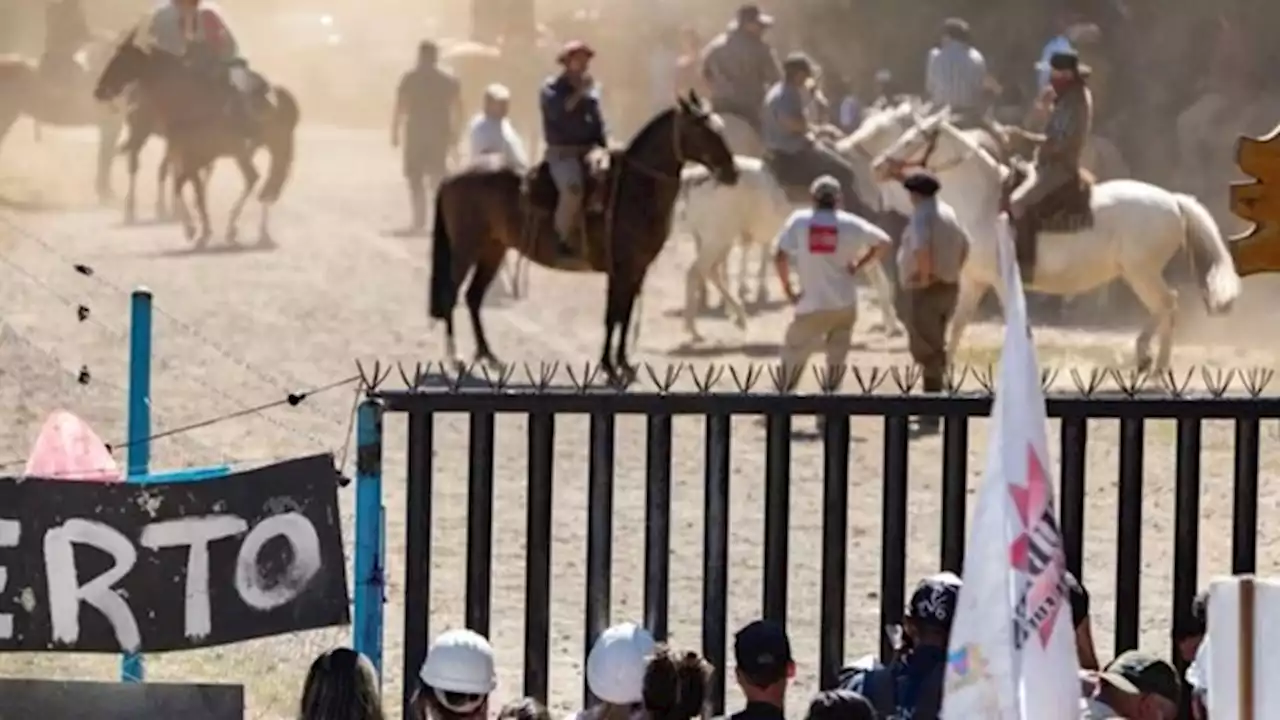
361;360;1279;399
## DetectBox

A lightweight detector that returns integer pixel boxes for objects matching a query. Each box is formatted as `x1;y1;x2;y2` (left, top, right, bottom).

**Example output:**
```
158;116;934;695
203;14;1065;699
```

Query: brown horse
429;91;739;379
0;37;124;202
94;30;299;246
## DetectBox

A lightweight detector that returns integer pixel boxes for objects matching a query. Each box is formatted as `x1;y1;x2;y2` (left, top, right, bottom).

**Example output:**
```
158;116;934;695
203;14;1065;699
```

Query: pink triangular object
24;410;122;482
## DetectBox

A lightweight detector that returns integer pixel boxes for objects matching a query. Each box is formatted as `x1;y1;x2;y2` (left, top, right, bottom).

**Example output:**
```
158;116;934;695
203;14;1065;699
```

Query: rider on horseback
1007;50;1093;281
540;40;609;262
700;4;781;133
761;53;871;217
925;18;988;128
147;0;258;138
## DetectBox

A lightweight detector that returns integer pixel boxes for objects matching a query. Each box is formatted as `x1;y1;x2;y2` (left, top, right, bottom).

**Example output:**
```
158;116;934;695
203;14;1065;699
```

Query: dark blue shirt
540;73;607;148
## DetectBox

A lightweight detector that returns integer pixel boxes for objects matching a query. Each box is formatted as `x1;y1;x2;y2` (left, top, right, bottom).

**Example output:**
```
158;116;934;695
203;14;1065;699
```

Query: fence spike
973;365;995;393
1241;367;1274;397
727;364;761;393
943;364;971;395
1201;367;1235;398
1158;367;1194;398
1040;367;1060;392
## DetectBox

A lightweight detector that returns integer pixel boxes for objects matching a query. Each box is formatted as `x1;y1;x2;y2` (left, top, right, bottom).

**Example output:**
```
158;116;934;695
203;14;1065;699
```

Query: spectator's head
412;629;497;720
1096;651;1180;720
941;17;971;44
782;52;814;87
809;175;841;210
417;40;438;67
497;697;551;720
557;40;595;74
902;171;941;208
804;689;877;720
483;84;510;118
298;647;384;720
642;645;713;720
1174;591;1208;663
587;622;657;708
1064;571;1100;670
1047;50;1089;87
904;572;962;646
733;4;773;37
733;620;794;706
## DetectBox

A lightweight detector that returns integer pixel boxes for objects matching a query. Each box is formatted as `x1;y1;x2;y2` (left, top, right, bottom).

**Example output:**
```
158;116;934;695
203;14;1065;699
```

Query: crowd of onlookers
293;571;1212;719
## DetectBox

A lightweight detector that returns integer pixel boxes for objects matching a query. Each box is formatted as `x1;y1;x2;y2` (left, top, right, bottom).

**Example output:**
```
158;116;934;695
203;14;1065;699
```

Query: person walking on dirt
392;39;461;234
773;175;891;393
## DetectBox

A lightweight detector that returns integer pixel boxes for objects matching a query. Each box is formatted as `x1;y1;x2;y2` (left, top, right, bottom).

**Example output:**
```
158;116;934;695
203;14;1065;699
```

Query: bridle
883;119;976;176
626;108;699;184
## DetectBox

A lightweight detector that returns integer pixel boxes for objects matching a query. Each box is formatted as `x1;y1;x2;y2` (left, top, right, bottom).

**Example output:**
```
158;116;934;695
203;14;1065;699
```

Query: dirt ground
1;121;1280;719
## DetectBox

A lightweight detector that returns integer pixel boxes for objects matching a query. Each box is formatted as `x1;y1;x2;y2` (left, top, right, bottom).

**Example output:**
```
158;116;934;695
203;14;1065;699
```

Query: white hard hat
419;629;497;696
485;83;511;101
586;622;655;705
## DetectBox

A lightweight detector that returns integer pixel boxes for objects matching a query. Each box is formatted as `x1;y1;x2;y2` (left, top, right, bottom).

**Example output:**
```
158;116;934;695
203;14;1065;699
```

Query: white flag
941;222;1081;718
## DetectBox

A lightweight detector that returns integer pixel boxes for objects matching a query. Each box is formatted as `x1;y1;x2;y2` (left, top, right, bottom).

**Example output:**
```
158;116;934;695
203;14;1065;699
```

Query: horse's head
872;110;975;181
674;91;739;185
94;28;147;102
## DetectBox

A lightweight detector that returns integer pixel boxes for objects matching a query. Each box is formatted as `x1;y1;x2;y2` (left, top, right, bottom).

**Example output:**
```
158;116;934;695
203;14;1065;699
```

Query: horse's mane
893;112;1007;181
838;102;912;153
627;104;688;155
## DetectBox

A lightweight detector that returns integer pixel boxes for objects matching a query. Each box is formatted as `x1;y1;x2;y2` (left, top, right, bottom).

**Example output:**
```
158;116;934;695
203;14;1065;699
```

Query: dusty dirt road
1;122;1278;718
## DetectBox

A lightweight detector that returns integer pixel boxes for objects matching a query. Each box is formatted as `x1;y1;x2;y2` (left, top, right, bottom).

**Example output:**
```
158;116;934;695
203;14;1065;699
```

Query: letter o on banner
234;512;322;611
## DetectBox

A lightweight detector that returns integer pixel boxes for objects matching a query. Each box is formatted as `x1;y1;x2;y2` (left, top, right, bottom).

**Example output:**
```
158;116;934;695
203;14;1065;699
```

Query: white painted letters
235;512;322;610
139;515;247;640
43;519;141;652
0;519;20;639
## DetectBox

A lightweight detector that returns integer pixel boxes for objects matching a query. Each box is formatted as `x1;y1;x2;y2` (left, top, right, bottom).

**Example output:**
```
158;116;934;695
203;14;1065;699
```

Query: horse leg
465;248;504;366
224;152;260;243
95;115;121;203
1120;268;1178;373
755;235;771;303
124;145;140;224
866;259;903;337
172;168;196;241
190;168;213;247
157;144;172;220
737;233;752;302
614;276;646;380
947;277;990;366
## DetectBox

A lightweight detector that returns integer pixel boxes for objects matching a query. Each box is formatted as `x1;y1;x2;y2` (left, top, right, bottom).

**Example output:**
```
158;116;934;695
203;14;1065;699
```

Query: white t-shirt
774;207;890;316
467;113;529;171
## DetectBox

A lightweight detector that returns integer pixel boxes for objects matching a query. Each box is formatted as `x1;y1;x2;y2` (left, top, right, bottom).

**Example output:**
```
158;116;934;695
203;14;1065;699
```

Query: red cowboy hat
557;40;595;63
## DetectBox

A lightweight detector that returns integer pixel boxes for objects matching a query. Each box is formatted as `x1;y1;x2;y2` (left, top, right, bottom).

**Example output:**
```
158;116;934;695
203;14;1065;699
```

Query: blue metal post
354;399;385;680
122;287;152;683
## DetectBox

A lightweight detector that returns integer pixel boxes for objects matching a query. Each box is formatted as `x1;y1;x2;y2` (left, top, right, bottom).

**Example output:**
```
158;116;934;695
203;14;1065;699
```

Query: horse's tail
259;86;300;203
428;184;454;321
1175;193;1241;313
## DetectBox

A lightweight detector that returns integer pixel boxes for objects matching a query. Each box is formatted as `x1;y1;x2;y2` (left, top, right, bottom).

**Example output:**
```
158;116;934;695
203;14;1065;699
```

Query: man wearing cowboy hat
1007;49;1093;281
540;39;609;261
700;4;782;133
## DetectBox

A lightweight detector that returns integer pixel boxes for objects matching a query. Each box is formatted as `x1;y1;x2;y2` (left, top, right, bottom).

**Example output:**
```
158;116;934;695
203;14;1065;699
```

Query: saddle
521;149;616;270
1003;160;1096;281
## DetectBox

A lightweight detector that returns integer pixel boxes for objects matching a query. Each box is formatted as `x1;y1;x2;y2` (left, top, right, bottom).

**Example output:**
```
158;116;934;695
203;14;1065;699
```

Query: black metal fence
364;362;1278;716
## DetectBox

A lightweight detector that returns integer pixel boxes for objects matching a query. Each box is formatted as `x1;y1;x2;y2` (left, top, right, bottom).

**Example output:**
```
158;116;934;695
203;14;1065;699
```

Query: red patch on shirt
807;223;838;254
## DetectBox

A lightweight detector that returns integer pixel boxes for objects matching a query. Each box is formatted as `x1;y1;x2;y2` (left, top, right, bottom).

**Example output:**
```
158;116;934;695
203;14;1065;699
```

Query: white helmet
586;622;656;705
419;629;497;696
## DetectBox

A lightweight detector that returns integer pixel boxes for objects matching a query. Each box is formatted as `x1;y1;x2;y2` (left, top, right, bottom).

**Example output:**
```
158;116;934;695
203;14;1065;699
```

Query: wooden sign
1230;124;1280;275
0;454;349;653
0;678;243;720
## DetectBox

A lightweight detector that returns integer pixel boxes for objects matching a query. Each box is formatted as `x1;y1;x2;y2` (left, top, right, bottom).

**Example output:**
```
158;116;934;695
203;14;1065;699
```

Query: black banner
0;679;243;720
0;453;349;653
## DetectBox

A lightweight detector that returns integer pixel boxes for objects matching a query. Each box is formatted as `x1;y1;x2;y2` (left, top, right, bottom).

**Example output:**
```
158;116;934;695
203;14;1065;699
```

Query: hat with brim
1035;50;1091;76
1097;651;1180;705
732;4;774;28
557;40;595;63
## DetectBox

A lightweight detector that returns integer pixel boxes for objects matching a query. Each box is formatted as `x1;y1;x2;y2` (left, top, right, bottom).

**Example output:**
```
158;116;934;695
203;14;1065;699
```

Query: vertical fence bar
1170;417;1202;706
1114;417;1144;653
879;414;910;662
1058;415;1088;577
354;399;385;680
466;411;496;635
818;413;851;690
402;410;435;718
939;415;969;573
122;287;152;684
644;412;673;640
763;412;791;626
703;412;732;716
583;410;616;707
1232;418;1260;573
524;410;555;702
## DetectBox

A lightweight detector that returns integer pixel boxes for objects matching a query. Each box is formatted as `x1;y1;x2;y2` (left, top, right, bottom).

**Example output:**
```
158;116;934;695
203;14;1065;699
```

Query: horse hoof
734;316;748;331
1135;356;1153;374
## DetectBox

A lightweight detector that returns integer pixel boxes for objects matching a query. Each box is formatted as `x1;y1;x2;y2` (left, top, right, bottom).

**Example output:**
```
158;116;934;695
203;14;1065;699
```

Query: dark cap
1063;571;1090;629
902;172;941;197
735;4;774;27
905;571;962;629
734;620;793;686
782;51;813;75
941;17;971;40
1099;651;1181;705
1048;50;1090;74
804;689;877;720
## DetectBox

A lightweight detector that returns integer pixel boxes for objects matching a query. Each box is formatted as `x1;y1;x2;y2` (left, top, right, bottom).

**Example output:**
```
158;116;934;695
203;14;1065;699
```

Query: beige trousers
779;306;858;391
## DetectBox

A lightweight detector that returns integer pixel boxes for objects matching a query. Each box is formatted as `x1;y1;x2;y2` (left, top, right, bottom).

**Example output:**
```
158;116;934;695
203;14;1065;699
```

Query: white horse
871;112;1240;371
675;153;902;342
